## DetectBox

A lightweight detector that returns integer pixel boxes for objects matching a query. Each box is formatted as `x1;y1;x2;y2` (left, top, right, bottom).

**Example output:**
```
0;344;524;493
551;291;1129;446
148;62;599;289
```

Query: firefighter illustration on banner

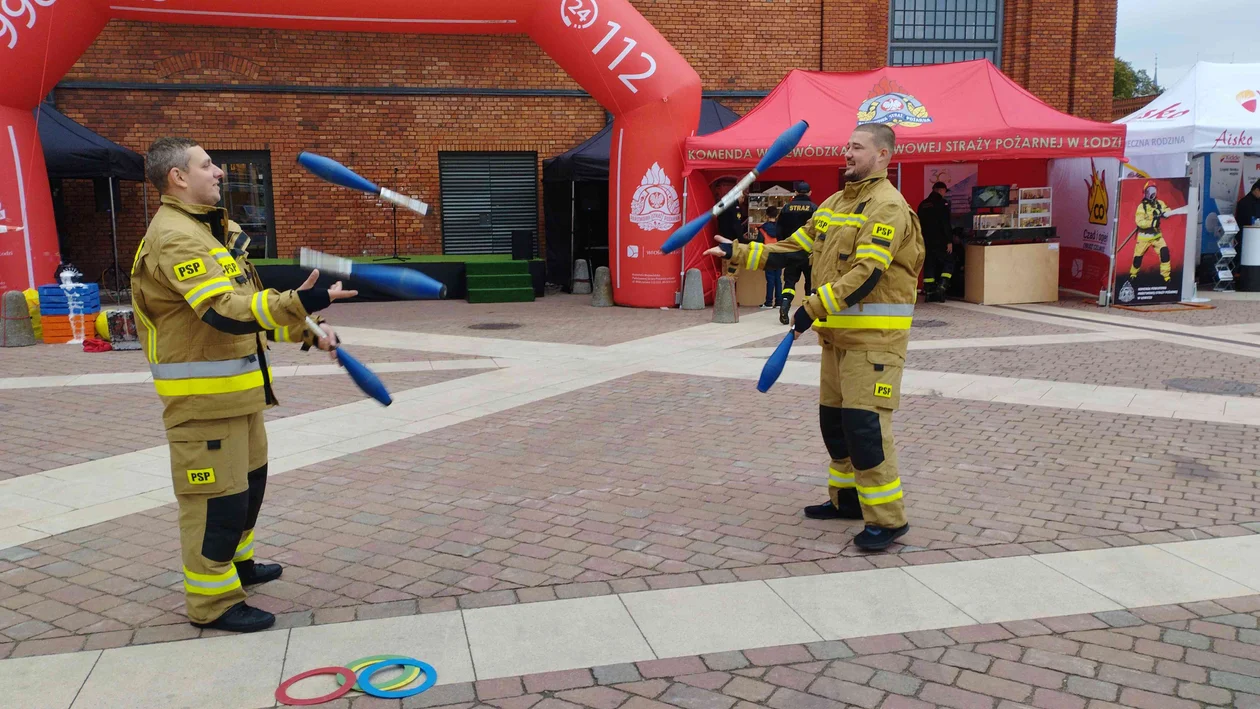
1113;176;1191;305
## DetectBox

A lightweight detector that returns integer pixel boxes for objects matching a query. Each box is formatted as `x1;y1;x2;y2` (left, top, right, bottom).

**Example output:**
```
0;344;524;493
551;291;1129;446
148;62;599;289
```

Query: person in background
1236;179;1260;260
917;181;954;302
774;182;818;324
759;205;782;308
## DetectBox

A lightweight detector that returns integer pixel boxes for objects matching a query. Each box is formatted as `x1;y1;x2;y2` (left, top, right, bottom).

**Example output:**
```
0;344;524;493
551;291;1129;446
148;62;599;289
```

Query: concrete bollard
572;259;592;294
680;268;704;310
0;290;36;347
712;276;739;323
592;266;613;307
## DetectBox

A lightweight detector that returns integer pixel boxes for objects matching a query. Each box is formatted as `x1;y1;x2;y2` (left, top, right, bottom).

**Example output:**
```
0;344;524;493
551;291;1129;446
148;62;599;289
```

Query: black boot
803;489;863;520
191;601;275;632
853;524;909;551
779;299;791;325
236;560;283;586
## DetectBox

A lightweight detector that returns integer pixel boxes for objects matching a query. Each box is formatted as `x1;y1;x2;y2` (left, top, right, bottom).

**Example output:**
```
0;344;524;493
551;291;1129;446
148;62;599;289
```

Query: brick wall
1113;94;1158;121
53;0;1115;282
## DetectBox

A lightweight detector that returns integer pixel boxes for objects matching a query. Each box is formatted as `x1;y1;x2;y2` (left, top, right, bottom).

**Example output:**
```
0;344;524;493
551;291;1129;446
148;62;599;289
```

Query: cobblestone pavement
841;340;1260;396
323;295;766;346
1048;296;1260;327
352;596;1260;709
2;373;1256;657
0;369;479;480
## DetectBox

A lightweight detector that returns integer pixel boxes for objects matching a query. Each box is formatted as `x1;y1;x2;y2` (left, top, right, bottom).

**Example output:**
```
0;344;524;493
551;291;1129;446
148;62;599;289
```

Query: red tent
684;61;1126;172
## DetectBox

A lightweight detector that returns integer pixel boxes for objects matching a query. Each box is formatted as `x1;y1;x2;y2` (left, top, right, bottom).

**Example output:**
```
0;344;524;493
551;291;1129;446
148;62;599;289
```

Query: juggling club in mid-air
296;151;430;217
300;248;448;300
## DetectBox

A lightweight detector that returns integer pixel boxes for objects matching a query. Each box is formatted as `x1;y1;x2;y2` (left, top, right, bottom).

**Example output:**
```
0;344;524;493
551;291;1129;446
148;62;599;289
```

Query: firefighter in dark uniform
132;137;357;632
707;123;924;551
774;182;818;324
917;181;954;302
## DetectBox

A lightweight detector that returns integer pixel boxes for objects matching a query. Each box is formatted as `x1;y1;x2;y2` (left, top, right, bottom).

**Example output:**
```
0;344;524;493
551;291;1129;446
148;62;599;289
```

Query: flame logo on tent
1238;90;1258;113
1085;158;1108;226
856;78;932;128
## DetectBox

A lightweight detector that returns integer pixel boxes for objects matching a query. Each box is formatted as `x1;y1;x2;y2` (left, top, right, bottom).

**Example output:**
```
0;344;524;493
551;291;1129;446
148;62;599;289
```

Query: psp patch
874;383;894;399
219;259;242;278
187;468;216;485
872;223;896;240
173;258;206;281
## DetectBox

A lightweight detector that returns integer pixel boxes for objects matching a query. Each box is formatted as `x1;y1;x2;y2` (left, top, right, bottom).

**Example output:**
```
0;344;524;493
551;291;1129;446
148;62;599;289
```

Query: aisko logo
1132;102;1190;121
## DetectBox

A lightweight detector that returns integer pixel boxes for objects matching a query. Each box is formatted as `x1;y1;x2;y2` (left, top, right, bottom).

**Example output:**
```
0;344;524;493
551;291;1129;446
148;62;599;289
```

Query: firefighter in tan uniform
132;137;356;632
707;123;923;551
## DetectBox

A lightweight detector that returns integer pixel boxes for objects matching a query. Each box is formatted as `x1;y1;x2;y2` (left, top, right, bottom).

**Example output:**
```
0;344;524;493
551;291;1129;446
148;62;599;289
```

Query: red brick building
51;0;1117;283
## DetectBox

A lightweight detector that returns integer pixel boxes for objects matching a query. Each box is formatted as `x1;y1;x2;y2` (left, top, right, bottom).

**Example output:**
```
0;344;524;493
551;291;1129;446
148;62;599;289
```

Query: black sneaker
236;560;283;586
853;524;909;551
190;601;275;633
803;499;863;520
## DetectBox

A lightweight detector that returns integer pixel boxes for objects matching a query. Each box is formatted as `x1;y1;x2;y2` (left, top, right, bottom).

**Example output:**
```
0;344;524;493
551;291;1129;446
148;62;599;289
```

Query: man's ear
167;166;186;190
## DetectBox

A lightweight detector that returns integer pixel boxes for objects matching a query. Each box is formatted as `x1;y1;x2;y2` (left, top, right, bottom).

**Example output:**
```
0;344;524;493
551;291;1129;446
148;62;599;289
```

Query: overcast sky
1115;0;1260;90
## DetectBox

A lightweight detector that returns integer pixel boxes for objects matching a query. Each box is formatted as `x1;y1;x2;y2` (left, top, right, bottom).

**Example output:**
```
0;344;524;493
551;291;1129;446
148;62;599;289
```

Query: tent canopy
545;99;740;182
1118;61;1260;157
38;103;145;181
685;60;1126;173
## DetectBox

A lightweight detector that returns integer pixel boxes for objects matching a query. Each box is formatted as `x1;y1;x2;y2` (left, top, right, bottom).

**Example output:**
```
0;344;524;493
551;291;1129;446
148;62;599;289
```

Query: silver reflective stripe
859;487;903;501
150;356;259;381
233;541;254;560
837;303;915;317
184;573;240;590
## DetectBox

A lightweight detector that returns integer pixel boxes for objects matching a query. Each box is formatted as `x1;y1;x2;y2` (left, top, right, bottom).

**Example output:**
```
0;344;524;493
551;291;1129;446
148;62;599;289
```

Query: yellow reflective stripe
828;467;856;489
941;272;952;279
233;530;255;561
153;369;266;397
816;283;843;315
813;315;913;330
746;242;764;270
183;566;242;596
250;291;277;330
781;288;796;296
132;304;159;364
923;278;936;283
273;325;298;343
184;278;233;309
131;239;146;275
857;478;904;505
789;229;814;253
856;245;893;268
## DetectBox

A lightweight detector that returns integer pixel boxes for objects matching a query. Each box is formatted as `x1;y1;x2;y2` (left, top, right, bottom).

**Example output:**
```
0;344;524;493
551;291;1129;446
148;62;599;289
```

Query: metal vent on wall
438;152;538;256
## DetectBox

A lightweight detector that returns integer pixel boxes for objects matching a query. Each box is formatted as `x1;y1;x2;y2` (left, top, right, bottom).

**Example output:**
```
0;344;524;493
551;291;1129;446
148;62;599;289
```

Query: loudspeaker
511;230;534;261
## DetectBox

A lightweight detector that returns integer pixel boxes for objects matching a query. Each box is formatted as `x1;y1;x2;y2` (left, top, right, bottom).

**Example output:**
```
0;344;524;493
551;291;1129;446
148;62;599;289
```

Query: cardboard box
964;242;1060;305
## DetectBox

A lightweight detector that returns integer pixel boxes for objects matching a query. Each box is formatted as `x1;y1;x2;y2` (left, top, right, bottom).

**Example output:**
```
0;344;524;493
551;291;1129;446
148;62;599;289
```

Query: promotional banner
1049;157;1117;296
1114;177;1190;305
924;163;978;215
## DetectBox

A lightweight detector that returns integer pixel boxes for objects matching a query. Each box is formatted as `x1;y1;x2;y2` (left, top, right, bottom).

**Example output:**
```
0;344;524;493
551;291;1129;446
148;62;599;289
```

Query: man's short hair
146;137;200;192
766;206;779;218
1252;178;1260;193
854;123;896;152
933;181;948;191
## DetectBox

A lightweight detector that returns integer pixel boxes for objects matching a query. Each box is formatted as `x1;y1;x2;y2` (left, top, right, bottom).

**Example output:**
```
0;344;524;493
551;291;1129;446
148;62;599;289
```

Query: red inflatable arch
0;0;708;307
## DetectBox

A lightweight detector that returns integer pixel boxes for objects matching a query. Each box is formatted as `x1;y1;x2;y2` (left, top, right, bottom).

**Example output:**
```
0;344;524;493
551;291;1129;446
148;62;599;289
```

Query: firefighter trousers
166;412;268;624
923;248;955;294
1131;235;1171;281
817;342;907;529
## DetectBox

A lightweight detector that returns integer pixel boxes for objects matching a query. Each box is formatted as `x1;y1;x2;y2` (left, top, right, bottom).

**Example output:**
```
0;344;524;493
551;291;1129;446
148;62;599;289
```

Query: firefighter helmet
1143;181;1158;201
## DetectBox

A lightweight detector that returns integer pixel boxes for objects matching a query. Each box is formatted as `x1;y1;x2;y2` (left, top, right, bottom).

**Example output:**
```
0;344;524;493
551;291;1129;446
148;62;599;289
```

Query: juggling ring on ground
275;656;437;705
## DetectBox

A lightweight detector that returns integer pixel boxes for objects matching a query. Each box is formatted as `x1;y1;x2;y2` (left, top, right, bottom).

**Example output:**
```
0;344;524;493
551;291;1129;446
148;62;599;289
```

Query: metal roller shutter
439;152;538;255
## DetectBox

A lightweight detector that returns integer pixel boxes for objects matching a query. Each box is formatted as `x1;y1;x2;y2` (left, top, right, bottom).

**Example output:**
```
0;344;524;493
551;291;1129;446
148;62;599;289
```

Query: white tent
1119;61;1260;158
1115;62;1260;300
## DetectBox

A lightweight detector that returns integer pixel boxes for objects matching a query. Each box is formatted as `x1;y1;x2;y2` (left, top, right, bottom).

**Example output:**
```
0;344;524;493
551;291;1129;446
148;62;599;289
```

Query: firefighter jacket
916;191;952;253
131;195;323;429
729;170;924;355
1135;199;1170;237
775;194;818;244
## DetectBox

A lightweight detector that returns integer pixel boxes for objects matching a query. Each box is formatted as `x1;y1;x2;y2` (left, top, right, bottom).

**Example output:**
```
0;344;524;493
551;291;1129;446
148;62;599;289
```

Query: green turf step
466;287;535;304
465;260;530;276
466;273;532;290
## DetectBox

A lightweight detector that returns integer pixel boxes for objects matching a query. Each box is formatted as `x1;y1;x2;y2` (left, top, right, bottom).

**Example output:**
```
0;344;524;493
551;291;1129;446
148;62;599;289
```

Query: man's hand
792;305;814;339
313;322;340;362
297;269;359;302
704;243;734;259
713;234;733;245
946;243;953;255
329;280;358;302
